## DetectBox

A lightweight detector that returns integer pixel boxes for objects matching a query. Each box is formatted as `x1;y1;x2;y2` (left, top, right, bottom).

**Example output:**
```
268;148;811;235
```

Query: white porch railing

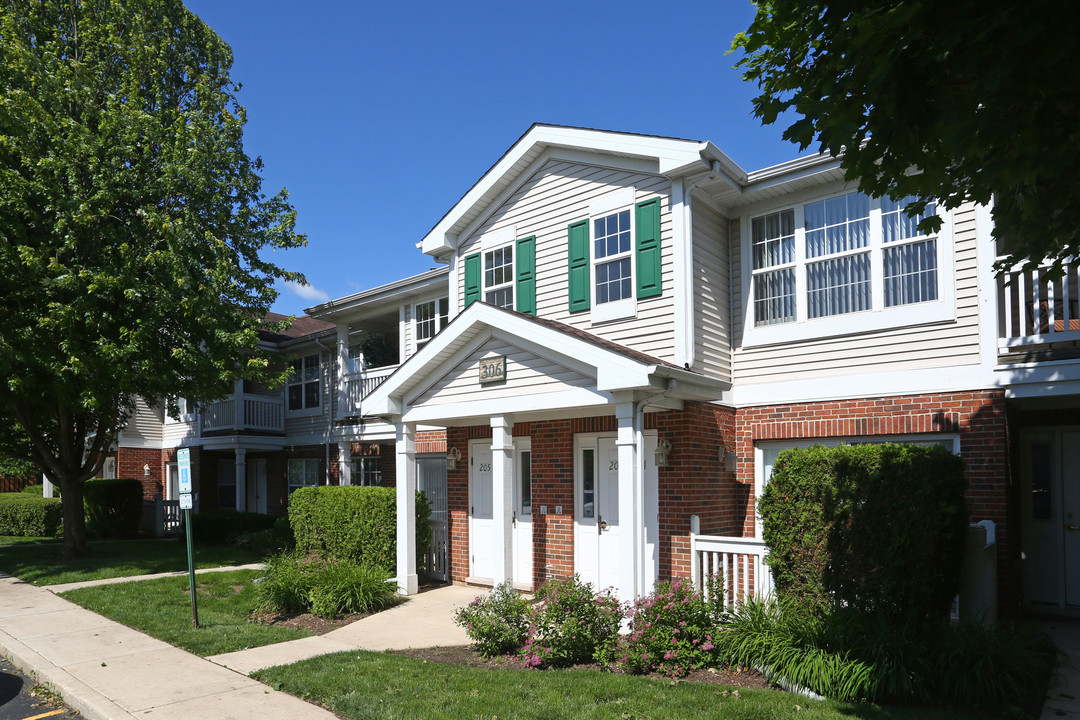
999;258;1080;348
691;532;772;611
343;364;398;415
201;393;284;433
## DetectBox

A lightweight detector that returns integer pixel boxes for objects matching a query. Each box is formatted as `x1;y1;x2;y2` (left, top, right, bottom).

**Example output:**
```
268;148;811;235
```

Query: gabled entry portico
363;303;729;603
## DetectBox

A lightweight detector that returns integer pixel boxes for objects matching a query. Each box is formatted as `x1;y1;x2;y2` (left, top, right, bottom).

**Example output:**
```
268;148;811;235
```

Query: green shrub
454;581;533;658
255;550;399;618
0;494;63;537
230;515;294;557
289;486;432;572
522;575;623;669
84;478;143;538
20;483;43;496
619;576;726;678
187;510;275;543
719;598;1056;715
759;443;967;622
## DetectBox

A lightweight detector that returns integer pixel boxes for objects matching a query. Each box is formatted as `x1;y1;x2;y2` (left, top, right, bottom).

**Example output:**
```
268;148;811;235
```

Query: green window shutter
635;197;662;299
515;235;536;315
567;220;590;313
463;253;481;308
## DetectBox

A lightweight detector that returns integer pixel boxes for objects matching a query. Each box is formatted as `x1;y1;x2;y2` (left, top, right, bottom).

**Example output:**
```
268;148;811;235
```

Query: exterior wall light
143;463;151;476
654;438;672;467
720;445;737;473
446;447;462;471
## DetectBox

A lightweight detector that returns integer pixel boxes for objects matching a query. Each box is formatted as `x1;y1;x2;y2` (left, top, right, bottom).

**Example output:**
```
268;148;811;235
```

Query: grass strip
0;538;258;585
60;569;309;656
253;650;980;720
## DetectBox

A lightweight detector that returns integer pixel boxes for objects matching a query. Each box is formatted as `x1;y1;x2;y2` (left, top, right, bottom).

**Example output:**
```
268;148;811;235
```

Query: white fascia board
401;388;614;425
306;268;449;321
420;125;708;256
996;358;1080;393
731;364;996;407
198;436;287;452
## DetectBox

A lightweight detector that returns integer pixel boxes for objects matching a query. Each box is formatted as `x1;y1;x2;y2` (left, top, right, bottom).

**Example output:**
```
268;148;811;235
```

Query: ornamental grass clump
619;576;726;678
453;581;532;658
522;575;623;669
255;550;398;618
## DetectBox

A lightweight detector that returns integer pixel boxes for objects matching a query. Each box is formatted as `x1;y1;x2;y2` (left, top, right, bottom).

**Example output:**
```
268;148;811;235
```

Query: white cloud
284;280;331;304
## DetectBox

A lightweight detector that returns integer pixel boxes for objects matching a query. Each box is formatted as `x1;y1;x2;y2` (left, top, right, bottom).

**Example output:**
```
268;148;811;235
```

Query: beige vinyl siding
733;203;982;383
162;416;197;445
121;400;163;444
403;304;414;360
691;201;732;383
411;336;594;407
455;159;676;362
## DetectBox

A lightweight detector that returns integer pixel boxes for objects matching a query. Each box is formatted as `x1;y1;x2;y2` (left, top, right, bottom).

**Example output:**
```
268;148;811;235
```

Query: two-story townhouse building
346;124;1040;616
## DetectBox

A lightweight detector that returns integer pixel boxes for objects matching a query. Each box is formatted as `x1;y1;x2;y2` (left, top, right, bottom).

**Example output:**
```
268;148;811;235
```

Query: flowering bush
255;550;398;618
522;575;623;669
454;582;532;658
618;576;726;678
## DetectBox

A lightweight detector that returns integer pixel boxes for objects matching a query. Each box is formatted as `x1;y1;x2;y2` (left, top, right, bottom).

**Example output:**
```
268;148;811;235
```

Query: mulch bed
251;610;376;635
393;645;773;690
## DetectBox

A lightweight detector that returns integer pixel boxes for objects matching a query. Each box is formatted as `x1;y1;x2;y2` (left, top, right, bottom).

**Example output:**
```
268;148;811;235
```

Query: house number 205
479;463;491;472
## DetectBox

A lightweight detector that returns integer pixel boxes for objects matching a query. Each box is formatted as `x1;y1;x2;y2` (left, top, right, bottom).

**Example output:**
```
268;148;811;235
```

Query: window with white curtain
749;191;941;330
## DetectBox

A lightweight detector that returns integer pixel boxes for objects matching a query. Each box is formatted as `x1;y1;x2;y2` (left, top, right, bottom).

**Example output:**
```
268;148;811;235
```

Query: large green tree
0;0;305;558
733;0;1080;274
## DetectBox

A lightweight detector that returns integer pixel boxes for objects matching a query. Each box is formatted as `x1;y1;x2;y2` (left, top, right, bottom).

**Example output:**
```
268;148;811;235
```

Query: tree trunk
59;477;89;560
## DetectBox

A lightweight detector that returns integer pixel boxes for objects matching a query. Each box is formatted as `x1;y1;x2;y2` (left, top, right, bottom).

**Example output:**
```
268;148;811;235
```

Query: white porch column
616;400;641;605
491;414;514;585
338;441;352;485
42;474;54;498
234;448;247;512
336;323;350;420
233;378;244;431
395;422;418;595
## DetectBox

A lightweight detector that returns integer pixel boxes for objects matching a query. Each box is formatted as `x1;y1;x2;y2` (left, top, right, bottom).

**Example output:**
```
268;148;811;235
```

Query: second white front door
575;436;621;592
469;441;496;581
246;458;267;515
512;440;533;589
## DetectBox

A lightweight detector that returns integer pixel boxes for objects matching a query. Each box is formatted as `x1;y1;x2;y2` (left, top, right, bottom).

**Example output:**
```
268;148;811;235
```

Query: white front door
1021;429;1080;609
512;440;533;589
575;436;621;592
246;458;267;515
469;441;496;581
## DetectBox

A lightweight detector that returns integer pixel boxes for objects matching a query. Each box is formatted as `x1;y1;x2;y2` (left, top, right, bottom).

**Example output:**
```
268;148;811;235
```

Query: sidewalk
1038;616;1080;720
0;571;478;720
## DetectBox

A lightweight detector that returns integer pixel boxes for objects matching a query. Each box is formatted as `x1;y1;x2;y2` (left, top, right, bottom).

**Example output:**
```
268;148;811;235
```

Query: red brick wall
734;389;1013;610
416;430;447;454
116;447;169;499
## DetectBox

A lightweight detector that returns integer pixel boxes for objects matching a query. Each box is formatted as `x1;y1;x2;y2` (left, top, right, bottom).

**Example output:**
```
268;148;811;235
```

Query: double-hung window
416;298;449;349
351;456;381;487
288;354;320;411
462;228;536;315
567;188;662;323
747;190;947;342
288;458;318;495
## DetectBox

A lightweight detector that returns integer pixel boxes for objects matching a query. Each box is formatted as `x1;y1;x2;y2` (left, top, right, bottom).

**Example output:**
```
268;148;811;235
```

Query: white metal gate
418;454;448;581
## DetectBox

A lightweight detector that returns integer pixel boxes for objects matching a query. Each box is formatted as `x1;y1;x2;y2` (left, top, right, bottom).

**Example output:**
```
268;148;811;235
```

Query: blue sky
182;0;805;316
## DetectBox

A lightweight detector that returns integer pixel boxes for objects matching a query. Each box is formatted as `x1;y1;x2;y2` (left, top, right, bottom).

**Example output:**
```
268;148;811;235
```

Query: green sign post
177;448;198;628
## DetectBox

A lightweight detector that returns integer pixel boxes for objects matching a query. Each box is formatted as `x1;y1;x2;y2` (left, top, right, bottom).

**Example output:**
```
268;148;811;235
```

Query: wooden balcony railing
343;364;398;416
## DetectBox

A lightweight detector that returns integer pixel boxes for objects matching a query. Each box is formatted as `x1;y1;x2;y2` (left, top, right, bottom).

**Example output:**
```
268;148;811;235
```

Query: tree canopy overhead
0;0;305;556
733;0;1080;274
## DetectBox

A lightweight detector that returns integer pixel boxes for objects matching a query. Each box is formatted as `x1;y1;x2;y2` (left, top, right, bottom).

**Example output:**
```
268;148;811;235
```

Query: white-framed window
288;458;319;495
166;397;195;423
351;456;381;487
347;344;364;374
589;188;638;323
217;458;236;510
484;244;514;309
415;298;449;349
287;354;320;412
744;189;949;345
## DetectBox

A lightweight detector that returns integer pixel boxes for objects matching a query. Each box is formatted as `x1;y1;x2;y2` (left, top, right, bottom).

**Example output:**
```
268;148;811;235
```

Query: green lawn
0;538;259;585
253;651;982;720
60;569;310;656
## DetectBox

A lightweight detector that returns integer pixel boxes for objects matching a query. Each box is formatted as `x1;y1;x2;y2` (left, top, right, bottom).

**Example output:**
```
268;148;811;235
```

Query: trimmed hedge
289;486;432;572
84;478;143;538
759;443;967;622
0;494;63;537
185;510;276;543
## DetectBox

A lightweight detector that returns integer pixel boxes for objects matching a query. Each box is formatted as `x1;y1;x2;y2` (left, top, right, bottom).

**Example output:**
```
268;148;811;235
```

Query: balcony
998;258;1080;358
201;393;285;434
343;364;398;417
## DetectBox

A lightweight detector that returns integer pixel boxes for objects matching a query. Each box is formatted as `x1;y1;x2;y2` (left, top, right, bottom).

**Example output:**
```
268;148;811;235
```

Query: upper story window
416;298;449;349
568;188;662;323
288;354;320;411
746;190;947;344
484;245;514;309
463;228;536;315
166;397;195;423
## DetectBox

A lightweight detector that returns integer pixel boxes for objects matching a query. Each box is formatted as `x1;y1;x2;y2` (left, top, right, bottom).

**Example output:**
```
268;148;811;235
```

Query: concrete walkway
208;584;481;674
1038;617;1080;720
0;570;483;720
